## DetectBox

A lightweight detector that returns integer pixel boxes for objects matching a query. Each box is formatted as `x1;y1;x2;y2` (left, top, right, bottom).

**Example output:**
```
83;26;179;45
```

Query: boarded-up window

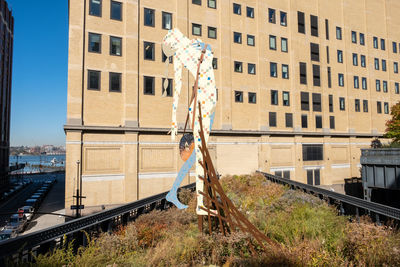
300;62;307;84
313;65;321;86
310;43;319;61
310;15;318;37
298;11;305;33
285;113;293;128
312;93;322;111
269;112;277;127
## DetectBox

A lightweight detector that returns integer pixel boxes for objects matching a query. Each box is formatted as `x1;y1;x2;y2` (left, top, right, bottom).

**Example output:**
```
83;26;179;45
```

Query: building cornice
63;124;384;138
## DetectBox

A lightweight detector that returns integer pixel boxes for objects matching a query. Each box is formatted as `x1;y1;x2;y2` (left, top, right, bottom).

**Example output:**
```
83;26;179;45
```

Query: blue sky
9;0;68;146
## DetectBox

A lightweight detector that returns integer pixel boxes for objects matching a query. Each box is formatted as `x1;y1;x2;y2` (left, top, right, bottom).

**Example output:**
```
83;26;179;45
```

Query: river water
9;154;65;173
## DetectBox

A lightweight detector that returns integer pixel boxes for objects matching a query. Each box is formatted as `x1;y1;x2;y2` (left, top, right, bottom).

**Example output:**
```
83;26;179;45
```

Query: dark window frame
110;36;122;56
248;63;256;75
87;70;101;90
246;6;254;18
89;0;102;17
301;92;309;111
192;23;202;36
281;37;288;52
351;31;357;43
280;11;287;26
363;100;368;113
88;32;102;53
192;0;201;5
162;11;172;30
330;116;335;129
310;43;320;61
144;8;155;27
235;90;243;102
355;99;360;112
208;0;216;9
283;91;290;106
208;26;217;39
271;90;278;105
339;97;345;111
270;62;278;78
315;115;322;129
312;93;322;112
212;58;218;69
110;1;122;21
233;3;241;15
162;78;173;97
143;76;155;95
285;113;293;128
269;35;277;50
301;114;308;128
282;64;289;79
247;34;255;46
269;8;276;24
336;26;342;40
298;11;305;33
143;41;155;61
269;112;277;127
233;32;242;44
234;61;243;73
312;64;321;87
248;92;257;103
300;62;307;84
109;72;122;92
310;15;318;37
303;144;323;161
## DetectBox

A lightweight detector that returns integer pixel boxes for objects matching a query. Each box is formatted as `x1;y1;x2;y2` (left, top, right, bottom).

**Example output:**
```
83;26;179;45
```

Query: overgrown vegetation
28;174;400;266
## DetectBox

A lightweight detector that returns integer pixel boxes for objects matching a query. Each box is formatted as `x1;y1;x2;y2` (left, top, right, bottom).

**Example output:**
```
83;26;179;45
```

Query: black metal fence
0;183;195;263
258;171;400;223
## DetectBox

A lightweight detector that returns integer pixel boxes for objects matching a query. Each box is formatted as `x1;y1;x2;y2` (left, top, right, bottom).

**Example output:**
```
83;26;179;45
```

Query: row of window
89;0;122;20
88;33;121;56
268;112;335;130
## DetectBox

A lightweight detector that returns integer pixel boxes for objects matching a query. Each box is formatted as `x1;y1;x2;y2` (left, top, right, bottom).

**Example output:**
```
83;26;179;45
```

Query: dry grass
29;173;400;267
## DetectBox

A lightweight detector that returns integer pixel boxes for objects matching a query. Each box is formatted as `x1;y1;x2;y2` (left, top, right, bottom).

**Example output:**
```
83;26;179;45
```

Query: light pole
75;160;81;218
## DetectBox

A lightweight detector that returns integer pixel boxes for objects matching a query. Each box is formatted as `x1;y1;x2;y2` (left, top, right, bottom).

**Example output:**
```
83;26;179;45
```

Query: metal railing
258;171;400;222
0;183;195;262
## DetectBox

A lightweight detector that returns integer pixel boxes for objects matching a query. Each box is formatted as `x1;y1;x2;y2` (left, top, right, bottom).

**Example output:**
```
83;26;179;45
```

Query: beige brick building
65;0;400;212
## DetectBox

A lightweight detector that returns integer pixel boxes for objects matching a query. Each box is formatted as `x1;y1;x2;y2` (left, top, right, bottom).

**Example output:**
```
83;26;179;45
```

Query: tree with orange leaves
384;101;400;143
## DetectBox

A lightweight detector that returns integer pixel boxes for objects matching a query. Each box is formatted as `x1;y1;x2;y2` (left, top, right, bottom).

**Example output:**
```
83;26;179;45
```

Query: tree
384;101;400;143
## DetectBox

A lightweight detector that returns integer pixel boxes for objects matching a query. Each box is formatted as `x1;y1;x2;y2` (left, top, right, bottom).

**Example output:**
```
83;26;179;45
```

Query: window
394;62;399;73
247;7;254;18
384;102;389;114
144;8;155;26
353;76;359;88
282;64;289;79
352;53;358;66
360;33;365;45
281;38;288;52
339;97;345;111
337;50;343;63
351;31;357;43
162;12;172;30
208;0;216;8
212;58;218;69
355;99;360;112
248;92;256;103
269;112;277;127
338;73;344;87
325;19;329;40
361;55;366;67
233;32;242;43
208;27;217;39
280;11;287;26
301;114;308;128
330;116;335;129
382;59;387;72
327;67;332;88
110;1;122;20
315;115;322;128
275;171;282;177
393;41;398;53
233;3;241;15
301;92;309;111
192;23;202;36
192;0;201;5
312;65;320;86
283;91;290;106
373;37;378;48
329;95;333;112
381;39;385;50
326;46;330;63
162;78;173;97
363;100;368;112
376;80;381;91
248;63;256;74
310;43;319;61
162;50;173;63
270;62;277;77
285;113;293;128
271;90;278;105
88;70;101;90
247;35;255;46
234;61;242;72
269;8;276;23
110;36;122;56
374;58;379;70
269;35;276;50
298;11;305;33
303;145;323;161
377;101;382;114
109;72;121;92
383;81;388;92
300;62;307;84
310;15;318;37
235;91;243;102
396;82;399;94
89;0;102;16
144;41;154;60
88;33;101;53
312;93;322;112
336;27;342;40
362;77;367;90
143;76;154;95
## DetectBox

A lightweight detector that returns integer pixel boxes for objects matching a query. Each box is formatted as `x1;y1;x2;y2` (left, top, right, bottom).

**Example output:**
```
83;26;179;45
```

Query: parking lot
0;172;65;240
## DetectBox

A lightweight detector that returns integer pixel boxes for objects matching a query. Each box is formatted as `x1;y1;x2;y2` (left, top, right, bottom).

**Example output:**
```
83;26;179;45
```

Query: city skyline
9;0;67;146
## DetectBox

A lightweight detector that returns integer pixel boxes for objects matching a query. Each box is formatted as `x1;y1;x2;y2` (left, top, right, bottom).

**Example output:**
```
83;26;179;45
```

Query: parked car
0;228;17;241
18;206;35;221
6;214;27;233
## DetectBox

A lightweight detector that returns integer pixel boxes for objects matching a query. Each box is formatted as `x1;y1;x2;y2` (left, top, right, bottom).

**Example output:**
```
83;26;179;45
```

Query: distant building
65;0;400;213
0;0;13;189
